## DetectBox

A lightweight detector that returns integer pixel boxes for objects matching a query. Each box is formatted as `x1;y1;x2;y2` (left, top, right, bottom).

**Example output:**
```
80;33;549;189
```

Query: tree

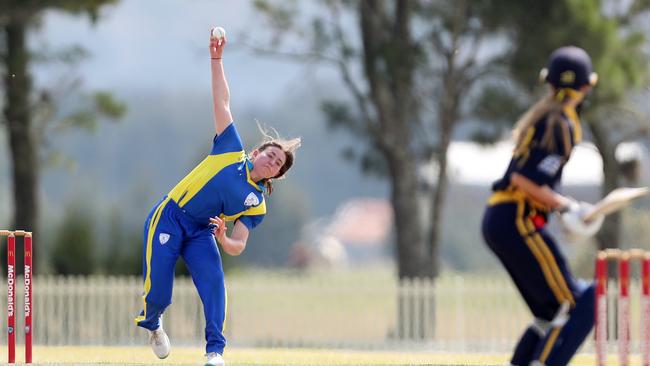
253;0;424;278
417;0;501;277
0;0;125;270
252;0;501;279
51;201;96;275
99;207;142;275
476;0;650;250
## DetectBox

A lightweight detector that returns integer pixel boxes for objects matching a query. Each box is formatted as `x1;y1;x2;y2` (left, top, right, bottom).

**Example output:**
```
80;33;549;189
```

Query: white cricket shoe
205;352;225;366
148;325;171;359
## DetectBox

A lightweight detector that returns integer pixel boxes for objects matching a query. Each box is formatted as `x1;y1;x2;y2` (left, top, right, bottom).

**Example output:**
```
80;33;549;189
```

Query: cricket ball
211;27;226;40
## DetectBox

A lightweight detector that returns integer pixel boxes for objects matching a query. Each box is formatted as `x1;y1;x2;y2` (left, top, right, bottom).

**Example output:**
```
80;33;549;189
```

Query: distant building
443;139;650;187
443;140;604;186
295;198;393;268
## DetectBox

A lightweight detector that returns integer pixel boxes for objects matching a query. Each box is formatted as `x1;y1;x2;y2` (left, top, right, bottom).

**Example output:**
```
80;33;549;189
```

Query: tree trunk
387;151;426;278
387;148;432;340
428;122;452;278
427;42;461;278
359;0;424;278
358;0;437;340
3;20;37;272
590;120;620;251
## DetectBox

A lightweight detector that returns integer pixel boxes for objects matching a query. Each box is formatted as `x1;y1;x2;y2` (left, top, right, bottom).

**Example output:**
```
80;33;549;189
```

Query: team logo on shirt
159;233;170;245
537;155;562;176
244;192;259;207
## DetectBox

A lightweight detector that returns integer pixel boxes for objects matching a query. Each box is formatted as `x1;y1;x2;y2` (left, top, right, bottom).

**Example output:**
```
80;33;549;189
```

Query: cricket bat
583;187;650;222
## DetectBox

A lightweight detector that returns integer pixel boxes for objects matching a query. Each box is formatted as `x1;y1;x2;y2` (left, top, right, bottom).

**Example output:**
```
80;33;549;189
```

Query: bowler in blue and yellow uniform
134;30;300;366
135;123;265;353
482;46;599;366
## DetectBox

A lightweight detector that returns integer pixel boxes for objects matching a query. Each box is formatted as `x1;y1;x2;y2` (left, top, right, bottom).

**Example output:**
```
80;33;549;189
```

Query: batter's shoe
148;325;171;359
205;352;225;366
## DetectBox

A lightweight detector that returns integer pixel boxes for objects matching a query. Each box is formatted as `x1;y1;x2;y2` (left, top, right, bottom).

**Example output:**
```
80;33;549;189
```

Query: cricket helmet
539;46;598;90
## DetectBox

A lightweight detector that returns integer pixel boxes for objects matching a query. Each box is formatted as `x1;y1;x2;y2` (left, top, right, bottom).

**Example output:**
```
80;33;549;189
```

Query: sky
36;1;305;106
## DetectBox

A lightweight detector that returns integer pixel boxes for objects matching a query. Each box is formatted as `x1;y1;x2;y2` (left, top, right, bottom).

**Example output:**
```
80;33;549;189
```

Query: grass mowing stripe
0;346;622;365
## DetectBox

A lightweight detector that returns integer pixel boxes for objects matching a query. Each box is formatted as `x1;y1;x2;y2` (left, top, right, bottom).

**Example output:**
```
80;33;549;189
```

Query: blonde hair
512;90;572;157
252;121;301;195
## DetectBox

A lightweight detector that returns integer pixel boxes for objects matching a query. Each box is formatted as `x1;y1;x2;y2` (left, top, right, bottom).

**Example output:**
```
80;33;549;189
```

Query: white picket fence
0;274;637;352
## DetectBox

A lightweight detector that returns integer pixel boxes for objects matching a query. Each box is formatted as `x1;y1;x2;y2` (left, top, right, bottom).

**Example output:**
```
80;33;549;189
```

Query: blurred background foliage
1;0;650;277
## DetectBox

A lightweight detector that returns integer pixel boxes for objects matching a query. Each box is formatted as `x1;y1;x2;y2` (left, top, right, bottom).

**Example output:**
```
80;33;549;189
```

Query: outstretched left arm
210;217;249;256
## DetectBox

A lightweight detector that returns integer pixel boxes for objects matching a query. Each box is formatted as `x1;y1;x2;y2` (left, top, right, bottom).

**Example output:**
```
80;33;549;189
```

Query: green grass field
0;346;633;365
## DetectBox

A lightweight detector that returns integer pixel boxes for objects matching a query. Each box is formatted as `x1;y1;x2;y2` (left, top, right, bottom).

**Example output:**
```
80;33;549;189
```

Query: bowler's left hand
210;216;227;243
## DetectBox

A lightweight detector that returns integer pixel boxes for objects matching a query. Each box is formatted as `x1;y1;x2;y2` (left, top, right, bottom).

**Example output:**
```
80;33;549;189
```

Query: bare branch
611;106;650;145
459;29;484;74
429;28;448;56
327;2;382;143
241;40;338;64
359;0;402;153
363;0;392;33
242;6;388;150
394;0;410;39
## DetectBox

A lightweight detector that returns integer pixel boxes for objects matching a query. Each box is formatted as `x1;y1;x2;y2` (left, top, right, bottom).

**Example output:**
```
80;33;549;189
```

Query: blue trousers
135;197;227;354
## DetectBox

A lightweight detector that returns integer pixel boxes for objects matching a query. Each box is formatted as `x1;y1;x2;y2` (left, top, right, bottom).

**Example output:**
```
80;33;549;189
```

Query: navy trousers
482;199;593;365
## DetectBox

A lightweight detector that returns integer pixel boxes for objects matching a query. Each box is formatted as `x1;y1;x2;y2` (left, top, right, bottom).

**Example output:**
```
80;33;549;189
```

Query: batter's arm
510;172;572;211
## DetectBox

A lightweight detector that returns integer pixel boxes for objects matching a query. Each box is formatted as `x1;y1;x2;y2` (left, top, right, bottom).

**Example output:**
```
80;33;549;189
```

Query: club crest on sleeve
244;192;259;207
537;155;562;176
159;233;170;245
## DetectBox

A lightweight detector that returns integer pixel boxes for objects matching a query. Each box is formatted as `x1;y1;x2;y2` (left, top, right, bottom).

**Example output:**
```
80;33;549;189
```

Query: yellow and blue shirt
167;123;266;229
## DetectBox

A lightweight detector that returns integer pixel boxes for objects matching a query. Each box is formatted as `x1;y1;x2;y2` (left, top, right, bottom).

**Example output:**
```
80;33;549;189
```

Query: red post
596;251;608;366
7;233;15;364
619;254;631;366
642;255;650;366
24;233;32;364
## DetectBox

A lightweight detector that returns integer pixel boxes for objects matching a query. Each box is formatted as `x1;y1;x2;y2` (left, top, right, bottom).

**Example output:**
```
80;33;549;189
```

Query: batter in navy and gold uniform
482;46;599;366
134;30;300;366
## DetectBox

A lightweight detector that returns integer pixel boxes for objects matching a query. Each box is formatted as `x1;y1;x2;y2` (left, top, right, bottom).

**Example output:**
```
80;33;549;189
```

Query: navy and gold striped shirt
492;106;581;196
